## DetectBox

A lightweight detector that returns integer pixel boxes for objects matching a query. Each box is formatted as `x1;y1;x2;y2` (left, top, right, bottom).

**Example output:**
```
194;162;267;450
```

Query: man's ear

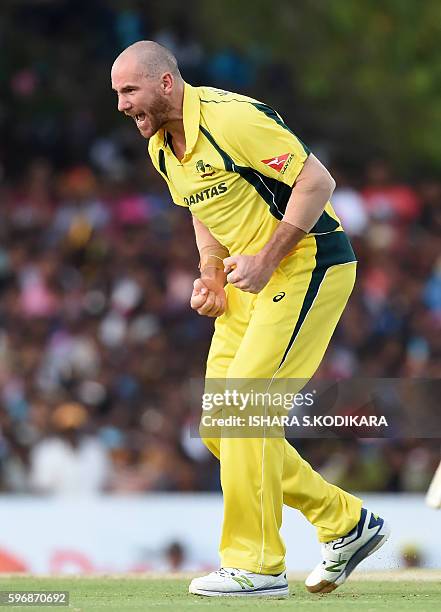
162;73;174;94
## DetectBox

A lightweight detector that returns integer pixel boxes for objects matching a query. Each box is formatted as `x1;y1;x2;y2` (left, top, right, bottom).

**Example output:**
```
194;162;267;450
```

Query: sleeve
223;102;310;187
148;140;187;207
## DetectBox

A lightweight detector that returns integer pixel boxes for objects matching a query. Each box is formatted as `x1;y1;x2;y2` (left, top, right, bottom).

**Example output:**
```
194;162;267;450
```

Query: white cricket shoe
305;508;391;594
189;567;289;597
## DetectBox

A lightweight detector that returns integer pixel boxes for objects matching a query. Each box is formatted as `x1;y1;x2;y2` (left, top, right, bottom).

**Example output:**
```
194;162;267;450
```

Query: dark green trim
200;98;310;156
158;149;168;178
251;103;311;155
310;211;340;234
200;126;343;231
200;98;254;105
278;232;356;368
239;167;292;220
199;125;291;219
314;231;356;267
199;125;233;171
278;264;326;368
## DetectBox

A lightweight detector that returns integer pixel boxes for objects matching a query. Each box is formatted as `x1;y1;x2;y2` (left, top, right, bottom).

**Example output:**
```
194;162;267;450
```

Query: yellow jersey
148;83;348;259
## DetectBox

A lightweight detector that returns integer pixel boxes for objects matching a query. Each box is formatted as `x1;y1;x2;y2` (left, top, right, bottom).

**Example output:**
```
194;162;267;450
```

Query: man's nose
118;97;131;112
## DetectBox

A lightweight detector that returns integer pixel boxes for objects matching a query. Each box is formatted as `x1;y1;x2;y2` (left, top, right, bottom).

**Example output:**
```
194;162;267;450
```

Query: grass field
0;571;440;611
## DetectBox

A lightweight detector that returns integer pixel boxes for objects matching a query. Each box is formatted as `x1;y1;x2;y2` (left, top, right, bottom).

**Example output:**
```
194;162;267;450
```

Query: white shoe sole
189;585;289;597
306;520;391;594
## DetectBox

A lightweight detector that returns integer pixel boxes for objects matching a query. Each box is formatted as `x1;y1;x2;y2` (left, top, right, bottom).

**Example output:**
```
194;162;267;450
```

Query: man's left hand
223;254;276;293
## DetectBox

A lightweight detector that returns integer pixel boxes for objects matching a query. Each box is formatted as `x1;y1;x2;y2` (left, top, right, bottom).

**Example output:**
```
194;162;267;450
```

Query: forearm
258;221;306;269
193;216;228;285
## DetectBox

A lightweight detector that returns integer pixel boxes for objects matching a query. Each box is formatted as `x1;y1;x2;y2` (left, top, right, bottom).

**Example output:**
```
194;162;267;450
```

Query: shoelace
217;567;241;577
323;539;351;556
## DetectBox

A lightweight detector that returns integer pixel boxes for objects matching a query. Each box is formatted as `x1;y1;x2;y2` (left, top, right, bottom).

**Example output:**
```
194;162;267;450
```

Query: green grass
0;575;440;612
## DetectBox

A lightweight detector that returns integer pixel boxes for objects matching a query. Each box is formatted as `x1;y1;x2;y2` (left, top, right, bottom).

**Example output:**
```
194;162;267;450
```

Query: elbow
317;171;335;201
296;155;336;201
328;174;336;197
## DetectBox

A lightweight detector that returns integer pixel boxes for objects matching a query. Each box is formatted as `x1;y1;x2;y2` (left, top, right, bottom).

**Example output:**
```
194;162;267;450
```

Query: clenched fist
223;254;276;293
190;278;227;317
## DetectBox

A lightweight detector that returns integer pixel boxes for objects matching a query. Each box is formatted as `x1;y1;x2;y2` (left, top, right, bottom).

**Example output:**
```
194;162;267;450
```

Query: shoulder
197;85;261;106
198;87;274;155
198;86;265;125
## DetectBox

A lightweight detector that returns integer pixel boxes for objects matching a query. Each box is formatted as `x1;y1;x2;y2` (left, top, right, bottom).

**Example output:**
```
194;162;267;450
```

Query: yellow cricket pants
202;231;363;574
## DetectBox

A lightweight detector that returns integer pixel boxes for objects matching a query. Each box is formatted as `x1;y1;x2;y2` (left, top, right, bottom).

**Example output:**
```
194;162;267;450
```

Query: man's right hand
190;278;226;317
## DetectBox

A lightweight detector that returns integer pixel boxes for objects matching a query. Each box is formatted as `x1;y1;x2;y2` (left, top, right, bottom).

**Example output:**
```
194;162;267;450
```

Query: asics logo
273;292;286;302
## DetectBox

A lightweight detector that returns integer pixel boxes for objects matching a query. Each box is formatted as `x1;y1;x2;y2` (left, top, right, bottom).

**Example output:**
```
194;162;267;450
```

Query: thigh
275;261;356;379
202;284;255;447
226;236;356;380
225;264;313;379
205;282;255;378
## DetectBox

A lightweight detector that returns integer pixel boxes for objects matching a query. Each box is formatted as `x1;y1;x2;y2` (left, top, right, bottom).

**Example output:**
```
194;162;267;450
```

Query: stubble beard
142;93;173;138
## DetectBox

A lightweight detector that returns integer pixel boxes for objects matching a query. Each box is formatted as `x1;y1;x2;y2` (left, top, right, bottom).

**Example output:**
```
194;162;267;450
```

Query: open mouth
134;112;147;128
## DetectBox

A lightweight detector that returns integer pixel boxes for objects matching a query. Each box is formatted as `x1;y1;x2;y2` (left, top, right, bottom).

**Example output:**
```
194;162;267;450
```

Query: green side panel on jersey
199;125;292;220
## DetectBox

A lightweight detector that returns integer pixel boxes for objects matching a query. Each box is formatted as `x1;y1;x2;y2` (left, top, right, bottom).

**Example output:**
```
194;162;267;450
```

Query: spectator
29;402;110;495
0;6;438;496
362;159;421;223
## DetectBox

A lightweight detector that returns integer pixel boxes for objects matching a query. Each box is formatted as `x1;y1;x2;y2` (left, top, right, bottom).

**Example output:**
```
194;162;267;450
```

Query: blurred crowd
0;1;440;496
0;157;439;496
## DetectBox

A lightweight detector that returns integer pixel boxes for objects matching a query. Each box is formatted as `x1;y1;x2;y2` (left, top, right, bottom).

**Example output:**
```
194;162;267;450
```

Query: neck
163;80;185;143
165;118;185;142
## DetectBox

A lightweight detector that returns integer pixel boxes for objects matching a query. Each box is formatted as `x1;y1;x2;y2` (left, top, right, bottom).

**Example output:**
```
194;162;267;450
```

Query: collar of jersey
181;82;200;159
160;82;200;161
